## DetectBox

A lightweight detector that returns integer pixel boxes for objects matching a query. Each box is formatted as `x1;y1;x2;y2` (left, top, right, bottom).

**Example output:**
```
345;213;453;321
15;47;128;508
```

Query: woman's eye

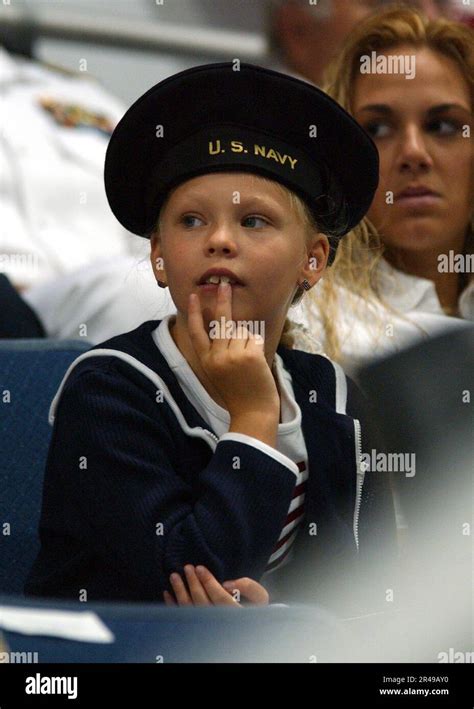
180;215;203;228
426;119;460;136
242;215;268;228
364;122;392;139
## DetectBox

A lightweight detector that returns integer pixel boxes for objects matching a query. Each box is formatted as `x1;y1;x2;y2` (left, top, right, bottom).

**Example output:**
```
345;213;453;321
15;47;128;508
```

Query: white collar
153;314;229;421
376;258;474;321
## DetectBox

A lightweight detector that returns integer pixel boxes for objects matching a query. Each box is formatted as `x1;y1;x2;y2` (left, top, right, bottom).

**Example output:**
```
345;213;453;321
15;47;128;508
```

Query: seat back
0;339;91;595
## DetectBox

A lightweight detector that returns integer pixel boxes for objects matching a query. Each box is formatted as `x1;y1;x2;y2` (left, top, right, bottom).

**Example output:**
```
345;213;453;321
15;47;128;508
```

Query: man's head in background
267;0;456;84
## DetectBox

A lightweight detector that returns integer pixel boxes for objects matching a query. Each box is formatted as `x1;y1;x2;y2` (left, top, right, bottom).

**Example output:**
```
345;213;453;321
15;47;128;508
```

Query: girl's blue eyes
179;215;269;229
365;119;461;139
242;216;268;228
180;215;201;228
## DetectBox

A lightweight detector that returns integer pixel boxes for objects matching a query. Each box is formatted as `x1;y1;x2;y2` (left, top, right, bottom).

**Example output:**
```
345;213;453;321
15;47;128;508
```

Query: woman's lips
396;192;440;207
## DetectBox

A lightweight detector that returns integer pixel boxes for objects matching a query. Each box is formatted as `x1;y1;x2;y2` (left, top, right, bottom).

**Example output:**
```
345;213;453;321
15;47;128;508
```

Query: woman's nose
396;125;433;174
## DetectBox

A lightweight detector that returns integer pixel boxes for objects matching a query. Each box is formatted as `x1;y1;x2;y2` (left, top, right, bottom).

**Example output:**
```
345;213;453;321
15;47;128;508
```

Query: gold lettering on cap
209;139;222;154
207;139;298;170
254;144;297;170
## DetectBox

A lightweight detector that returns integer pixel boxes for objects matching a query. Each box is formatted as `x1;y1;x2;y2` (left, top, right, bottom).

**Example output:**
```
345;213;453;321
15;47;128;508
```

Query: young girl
25;62;394;609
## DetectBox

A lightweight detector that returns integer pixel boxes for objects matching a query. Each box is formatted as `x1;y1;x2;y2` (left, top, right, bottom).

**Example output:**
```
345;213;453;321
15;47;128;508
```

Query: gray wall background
5;0;269;105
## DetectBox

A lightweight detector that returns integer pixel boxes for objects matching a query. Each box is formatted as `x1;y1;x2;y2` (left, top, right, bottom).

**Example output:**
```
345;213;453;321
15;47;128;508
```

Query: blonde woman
289;8;473;374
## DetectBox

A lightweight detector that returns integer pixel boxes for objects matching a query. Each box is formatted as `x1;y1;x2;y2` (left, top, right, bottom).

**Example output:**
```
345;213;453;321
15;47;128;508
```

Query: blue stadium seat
0;339;91;596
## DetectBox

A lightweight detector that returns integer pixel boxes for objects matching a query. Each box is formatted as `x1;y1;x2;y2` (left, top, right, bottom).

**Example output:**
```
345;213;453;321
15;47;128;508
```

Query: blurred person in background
267;0;461;84
0;43;135;290
0;39;164;339
289;7;473;375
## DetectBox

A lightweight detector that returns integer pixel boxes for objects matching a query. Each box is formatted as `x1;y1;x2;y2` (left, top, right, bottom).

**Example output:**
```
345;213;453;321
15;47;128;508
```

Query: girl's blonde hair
309;7;474;361
263;177;330;348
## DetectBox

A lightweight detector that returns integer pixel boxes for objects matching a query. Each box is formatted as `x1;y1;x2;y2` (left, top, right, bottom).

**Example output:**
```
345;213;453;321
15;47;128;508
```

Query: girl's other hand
164;565;269;607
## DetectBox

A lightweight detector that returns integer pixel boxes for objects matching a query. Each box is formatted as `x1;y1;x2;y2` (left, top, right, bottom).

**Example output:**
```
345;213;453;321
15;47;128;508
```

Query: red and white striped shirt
264;460;308;574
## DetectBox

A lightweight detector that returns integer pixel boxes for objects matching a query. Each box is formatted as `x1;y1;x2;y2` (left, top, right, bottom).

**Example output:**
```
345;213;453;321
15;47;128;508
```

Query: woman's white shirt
289;259;474;377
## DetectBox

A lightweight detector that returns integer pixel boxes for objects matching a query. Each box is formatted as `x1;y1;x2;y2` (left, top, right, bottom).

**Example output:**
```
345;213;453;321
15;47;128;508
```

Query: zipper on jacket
353;418;366;551
196;427;219;451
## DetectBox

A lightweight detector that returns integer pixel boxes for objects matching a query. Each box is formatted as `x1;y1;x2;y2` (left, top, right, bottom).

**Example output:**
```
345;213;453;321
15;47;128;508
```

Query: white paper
0;606;115;644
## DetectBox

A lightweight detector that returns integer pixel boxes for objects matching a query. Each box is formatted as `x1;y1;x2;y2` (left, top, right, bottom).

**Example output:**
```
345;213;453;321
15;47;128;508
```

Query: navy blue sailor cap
104;62;379;253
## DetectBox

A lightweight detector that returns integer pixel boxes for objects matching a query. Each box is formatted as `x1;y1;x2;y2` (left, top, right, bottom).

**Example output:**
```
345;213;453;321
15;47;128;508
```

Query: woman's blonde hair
307;7;474;361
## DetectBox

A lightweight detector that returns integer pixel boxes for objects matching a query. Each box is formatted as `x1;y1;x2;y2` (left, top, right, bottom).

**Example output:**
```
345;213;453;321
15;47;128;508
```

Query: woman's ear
299;232;330;289
150;232;167;287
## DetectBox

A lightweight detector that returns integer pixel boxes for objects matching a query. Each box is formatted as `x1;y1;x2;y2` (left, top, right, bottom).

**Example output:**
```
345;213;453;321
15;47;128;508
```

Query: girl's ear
150;232;167;285
299;233;330;289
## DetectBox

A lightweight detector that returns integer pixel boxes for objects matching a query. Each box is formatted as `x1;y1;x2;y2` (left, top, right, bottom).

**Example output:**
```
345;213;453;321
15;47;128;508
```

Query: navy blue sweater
25;320;395;608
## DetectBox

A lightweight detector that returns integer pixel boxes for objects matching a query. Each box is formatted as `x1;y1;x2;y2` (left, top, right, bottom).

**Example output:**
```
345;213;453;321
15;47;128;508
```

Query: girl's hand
187;282;280;419
164;565;269;607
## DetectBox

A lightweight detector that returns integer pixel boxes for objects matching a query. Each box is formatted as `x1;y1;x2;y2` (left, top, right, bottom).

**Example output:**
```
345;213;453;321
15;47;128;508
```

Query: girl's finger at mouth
213;281;233;332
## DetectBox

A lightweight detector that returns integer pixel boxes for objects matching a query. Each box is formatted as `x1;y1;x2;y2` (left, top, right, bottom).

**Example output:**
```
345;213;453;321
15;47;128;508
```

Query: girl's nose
205;224;238;255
